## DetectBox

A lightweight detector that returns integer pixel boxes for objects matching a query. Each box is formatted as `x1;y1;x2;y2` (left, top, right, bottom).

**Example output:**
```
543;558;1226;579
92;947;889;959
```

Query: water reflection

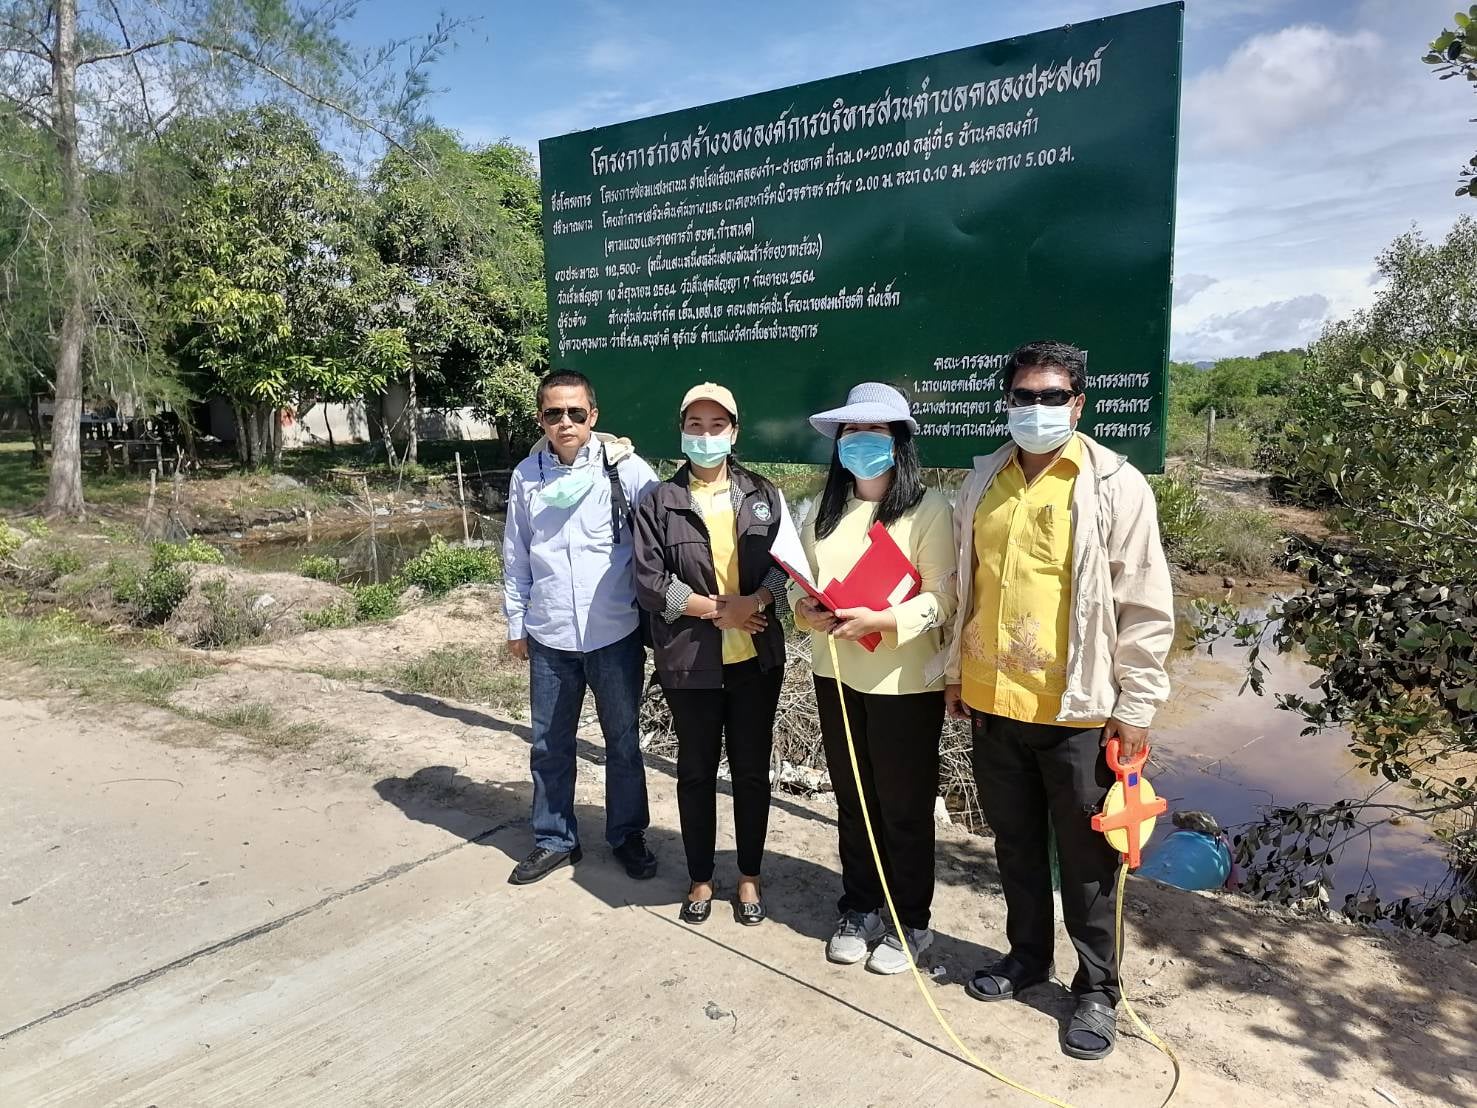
1154;597;1452;902
227;511;506;585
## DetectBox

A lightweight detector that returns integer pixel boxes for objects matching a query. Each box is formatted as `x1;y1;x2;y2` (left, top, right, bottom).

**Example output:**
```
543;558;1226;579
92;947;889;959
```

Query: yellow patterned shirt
961;436;1104;727
690;475;758;665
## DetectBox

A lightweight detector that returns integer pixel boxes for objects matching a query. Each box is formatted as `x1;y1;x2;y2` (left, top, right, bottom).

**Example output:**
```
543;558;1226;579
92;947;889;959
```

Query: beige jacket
942;433;1174;728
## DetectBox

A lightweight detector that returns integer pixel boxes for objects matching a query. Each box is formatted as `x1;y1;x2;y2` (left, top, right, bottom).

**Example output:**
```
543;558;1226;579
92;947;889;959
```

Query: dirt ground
2;593;1475;1107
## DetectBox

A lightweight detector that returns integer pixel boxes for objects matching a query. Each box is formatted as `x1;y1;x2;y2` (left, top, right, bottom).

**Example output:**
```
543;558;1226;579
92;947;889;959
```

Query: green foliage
298;554;343;582
1267;219;1477;502
396;536;499;596
351;583;400;622
114;565;190;624
158;107;388;466
151;536;223;571
1427;9;1477;198
302;602;354;630
0;522;24;560
39;549;85;583
1192;341;1477;931
365;131;547;459
1149;471;1214;568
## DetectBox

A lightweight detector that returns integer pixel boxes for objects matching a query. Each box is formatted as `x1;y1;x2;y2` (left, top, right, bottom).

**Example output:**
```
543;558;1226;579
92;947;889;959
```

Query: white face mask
1007;404;1075;454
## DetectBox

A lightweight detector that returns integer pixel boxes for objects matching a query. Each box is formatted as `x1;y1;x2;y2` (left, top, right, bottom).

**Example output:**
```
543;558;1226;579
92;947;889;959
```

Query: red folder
772;523;922;653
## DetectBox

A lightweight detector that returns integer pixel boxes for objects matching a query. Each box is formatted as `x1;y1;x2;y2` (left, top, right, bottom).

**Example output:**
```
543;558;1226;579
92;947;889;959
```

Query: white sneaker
866;926;934;975
826;909;886;965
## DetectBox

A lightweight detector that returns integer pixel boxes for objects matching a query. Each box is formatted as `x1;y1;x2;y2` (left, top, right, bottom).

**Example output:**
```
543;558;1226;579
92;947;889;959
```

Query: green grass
1202;504;1281;576
0;612;209;705
0;439;46;511
396;645;527;712
197;699;323;753
1151;470;1282;575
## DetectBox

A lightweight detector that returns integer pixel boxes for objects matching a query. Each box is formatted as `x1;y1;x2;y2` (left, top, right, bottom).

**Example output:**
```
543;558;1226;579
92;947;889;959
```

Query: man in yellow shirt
943;341;1174;1062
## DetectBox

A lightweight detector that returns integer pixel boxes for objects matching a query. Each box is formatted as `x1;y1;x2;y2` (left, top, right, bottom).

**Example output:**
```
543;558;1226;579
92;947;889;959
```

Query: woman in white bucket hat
791;382;957;975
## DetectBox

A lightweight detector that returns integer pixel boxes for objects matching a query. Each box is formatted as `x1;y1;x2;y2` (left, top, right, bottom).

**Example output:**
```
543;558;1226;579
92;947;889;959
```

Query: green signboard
539;2;1182;471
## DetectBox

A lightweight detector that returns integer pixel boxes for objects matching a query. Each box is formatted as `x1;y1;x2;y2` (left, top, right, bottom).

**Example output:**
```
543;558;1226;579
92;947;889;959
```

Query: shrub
1149;471;1213;569
192;579;270;648
39;549;84;584
0;523;25;560
303;602;355;630
151;536;223;571
114;565;190;624
351;583;399;622
298;554;343;581
23;519;49;538
397;537;500;596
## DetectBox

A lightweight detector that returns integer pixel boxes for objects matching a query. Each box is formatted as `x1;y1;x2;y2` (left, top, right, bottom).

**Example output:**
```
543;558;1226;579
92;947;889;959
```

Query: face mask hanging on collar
538;460;597;508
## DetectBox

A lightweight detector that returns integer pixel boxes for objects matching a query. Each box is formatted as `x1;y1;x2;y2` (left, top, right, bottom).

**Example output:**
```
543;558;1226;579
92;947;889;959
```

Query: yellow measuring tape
823;635;1181;1107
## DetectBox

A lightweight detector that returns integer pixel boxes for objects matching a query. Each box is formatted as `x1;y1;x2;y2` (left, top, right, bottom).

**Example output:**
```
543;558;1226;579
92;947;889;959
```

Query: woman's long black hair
815;420;924;539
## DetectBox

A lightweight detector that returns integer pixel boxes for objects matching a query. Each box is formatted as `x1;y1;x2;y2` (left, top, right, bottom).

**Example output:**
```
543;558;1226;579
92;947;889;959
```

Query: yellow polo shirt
961;436;1103;727
690;476;758;665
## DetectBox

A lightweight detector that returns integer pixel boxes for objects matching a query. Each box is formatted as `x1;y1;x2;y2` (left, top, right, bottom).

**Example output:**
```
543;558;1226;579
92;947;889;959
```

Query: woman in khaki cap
632;383;805;925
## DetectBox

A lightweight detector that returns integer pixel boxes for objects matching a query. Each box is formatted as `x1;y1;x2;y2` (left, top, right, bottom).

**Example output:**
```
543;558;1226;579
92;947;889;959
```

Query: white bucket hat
808;382;917;438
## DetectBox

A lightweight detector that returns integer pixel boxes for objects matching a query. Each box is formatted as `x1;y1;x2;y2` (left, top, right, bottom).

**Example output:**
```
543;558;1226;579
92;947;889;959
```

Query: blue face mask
837;431;896;480
539;467;596;509
681;431;733;468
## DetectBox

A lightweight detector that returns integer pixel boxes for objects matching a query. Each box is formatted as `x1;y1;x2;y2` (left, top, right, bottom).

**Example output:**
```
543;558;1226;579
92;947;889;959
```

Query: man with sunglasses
503;369;660;886
941;340;1173;1061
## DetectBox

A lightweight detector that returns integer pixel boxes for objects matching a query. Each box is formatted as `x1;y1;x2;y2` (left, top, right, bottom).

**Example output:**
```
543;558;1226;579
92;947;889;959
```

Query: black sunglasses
540;406;590;426
1007;387;1079;408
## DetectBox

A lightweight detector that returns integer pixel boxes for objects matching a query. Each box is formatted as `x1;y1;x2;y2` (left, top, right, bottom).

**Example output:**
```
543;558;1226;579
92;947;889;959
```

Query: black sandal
1063;999;1118;1060
734;898;765;926
965;956;1054;1003
680;890;713;925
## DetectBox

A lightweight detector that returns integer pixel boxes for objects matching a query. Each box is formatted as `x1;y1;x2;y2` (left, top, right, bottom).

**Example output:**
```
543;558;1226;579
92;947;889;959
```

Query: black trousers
816;677;944;931
972;712;1121;1007
663;660;784;883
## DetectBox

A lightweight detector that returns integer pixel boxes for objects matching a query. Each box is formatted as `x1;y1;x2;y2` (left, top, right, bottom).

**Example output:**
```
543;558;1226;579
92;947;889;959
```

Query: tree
1427;7;1477;198
1197;230;1477;937
1266;219;1477;498
159;107;384;468
364;130;546;465
0;0;458;516
0;112;57;466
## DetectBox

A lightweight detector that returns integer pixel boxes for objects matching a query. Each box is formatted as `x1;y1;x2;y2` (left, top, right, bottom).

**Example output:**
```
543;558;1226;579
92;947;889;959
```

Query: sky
348;0;1476;363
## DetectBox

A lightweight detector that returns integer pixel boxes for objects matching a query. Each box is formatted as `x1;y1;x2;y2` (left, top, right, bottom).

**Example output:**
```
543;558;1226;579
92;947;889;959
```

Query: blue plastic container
1137;830;1231;891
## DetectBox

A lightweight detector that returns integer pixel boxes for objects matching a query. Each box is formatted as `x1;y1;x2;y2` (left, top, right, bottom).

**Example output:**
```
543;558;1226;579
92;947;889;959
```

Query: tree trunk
252;406;272;468
177;410;199;468
43;0;87;518
26;393;45;468
233;404;250;467
377;392;398;468
270;409;283;468
404;368;419;467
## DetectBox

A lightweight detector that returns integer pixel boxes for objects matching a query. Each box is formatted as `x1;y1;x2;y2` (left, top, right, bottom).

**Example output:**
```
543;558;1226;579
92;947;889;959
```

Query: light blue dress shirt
502;439;659;654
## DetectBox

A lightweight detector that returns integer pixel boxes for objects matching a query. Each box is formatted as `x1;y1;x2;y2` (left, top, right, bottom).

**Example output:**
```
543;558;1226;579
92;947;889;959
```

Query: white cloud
1184;24;1382;151
1173;273;1219;307
582;30;677;76
1174;293;1330;361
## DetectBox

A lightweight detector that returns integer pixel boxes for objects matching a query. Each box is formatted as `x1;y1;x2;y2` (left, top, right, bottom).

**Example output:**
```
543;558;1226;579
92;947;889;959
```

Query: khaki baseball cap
680;382;738;420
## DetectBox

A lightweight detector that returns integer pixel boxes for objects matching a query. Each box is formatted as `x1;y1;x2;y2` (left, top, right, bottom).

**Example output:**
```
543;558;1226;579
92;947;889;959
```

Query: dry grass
639;634;982;826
